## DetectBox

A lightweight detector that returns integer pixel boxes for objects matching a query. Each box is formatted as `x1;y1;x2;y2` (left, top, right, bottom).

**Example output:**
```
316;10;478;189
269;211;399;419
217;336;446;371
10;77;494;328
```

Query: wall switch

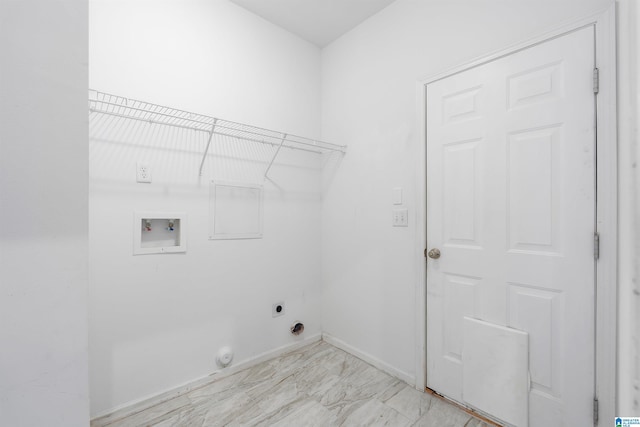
392;208;408;227
392;187;403;205
136;163;152;183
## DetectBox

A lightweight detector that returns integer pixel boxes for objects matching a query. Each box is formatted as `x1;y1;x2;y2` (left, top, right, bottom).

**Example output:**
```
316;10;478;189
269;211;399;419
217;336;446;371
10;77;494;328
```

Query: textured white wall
320;0;612;388
0;0;90;425
617;0;640;415
89;0;323;416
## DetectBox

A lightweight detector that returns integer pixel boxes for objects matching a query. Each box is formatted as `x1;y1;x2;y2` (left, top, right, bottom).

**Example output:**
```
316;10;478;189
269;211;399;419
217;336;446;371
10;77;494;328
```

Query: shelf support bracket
264;134;287;179
198;118;218;177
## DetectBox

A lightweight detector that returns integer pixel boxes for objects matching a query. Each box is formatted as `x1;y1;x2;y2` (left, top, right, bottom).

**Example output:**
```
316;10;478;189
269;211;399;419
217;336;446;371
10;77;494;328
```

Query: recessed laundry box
133;211;187;255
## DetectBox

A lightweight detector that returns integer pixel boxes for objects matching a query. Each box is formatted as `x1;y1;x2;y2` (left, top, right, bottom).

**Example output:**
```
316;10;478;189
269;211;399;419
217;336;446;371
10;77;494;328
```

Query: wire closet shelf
88;89;346;177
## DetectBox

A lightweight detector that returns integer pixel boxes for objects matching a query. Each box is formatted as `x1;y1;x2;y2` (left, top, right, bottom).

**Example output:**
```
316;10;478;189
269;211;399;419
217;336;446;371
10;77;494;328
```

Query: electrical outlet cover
392;208;408;227
137;162;152;183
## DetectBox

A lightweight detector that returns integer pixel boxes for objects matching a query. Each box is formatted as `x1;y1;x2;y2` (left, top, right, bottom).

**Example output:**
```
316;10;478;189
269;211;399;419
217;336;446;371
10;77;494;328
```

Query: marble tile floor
92;340;493;427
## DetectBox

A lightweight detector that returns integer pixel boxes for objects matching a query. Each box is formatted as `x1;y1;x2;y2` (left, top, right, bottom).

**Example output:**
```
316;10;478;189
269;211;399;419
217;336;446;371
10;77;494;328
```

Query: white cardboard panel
463;317;529;426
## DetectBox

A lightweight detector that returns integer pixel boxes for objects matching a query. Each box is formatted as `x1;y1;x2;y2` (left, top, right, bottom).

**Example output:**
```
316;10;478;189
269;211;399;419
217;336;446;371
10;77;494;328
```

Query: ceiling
229;0;398;47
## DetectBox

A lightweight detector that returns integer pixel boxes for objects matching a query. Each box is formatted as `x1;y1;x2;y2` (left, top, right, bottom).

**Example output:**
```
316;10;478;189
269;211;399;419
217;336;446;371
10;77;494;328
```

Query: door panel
426;26;595;427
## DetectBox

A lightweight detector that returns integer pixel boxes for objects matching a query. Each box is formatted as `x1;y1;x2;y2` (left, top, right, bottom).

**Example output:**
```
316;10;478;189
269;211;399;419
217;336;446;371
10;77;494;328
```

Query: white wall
89;0;324;416
617;0;640;415
88;0;639;418
0;0;90;426
321;0;612;387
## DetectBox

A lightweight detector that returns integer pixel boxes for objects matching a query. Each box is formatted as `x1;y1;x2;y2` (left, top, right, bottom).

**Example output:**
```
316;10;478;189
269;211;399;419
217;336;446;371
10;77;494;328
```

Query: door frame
414;5;617;424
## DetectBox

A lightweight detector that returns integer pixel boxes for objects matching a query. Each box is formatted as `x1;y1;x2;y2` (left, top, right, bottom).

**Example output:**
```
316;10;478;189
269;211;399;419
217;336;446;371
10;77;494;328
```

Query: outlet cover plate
392;208;408;227
137;162;152;183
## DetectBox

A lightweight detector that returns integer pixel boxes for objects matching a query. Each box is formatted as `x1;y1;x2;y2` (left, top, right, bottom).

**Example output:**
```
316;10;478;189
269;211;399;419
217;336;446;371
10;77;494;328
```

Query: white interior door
426;26;596;427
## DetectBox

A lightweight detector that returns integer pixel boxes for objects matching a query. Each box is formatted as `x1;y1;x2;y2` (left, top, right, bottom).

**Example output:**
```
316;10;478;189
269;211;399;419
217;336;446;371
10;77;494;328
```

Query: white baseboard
91;333;322;426
322;333;415;386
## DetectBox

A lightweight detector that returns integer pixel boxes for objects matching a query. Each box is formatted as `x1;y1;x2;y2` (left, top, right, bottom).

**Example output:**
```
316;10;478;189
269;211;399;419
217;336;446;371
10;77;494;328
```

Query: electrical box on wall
133;211;187;255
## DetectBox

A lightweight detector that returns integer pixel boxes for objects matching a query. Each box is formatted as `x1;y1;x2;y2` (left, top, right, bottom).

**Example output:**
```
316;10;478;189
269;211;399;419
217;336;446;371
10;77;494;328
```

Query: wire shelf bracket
264;134;287;179
89;90;347;178
198;119;218;177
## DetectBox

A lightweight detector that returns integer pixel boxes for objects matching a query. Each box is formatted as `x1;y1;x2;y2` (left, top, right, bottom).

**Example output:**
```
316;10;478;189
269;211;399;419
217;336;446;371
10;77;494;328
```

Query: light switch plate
392;208;408;227
392;187;403;205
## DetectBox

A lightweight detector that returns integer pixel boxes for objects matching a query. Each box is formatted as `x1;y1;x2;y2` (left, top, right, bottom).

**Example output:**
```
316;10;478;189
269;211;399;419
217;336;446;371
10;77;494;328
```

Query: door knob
428;248;441;259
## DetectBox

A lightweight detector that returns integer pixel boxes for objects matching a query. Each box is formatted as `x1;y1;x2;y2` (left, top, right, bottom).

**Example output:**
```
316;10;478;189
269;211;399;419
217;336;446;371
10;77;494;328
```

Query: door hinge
594;232;600;260
593;68;600;94
593;397;599;424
